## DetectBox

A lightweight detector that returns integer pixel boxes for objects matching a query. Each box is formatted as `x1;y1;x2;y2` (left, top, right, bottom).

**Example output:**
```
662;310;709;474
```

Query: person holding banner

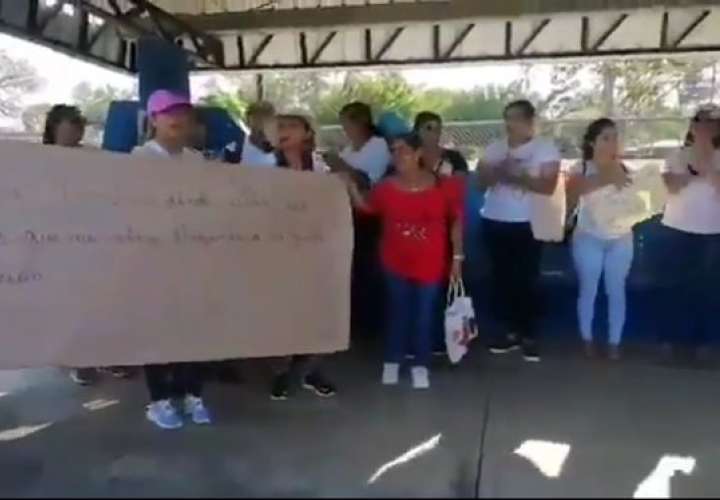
262;113;337;400
132;90;211;429
323;102;391;185
566;119;634;360
343;133;463;389
476;100;561;363
324;103;391;340
43;104;135;386
658;105;720;362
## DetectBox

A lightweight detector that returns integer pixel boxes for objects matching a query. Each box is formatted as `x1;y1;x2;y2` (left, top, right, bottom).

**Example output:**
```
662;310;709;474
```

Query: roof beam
670;9;711;48
516;18;550;55
443;23;474;59
373;27;404;61
180;0;720;31
591;13;628;51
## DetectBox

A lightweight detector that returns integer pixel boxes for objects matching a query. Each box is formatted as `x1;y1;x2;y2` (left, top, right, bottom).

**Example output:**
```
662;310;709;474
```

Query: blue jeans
658;227;720;347
385;271;442;368
572;231;634;346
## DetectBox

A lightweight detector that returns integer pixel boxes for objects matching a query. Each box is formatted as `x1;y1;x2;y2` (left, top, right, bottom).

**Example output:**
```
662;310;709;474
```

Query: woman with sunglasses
414;112;468;176
413;111;468;357
658;105;720;362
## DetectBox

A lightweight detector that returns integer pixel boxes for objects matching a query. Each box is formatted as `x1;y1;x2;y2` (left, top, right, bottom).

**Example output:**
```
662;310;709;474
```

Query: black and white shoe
488;338;521;355
522;341;541;363
302;372;337;398
270;373;290;401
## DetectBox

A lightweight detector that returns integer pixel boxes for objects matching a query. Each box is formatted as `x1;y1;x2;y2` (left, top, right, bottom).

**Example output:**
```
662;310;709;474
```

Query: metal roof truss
199;5;720;71
0;0;223;72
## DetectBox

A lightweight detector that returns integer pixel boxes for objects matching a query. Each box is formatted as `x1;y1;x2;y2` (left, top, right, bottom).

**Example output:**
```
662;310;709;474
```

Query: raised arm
501;160;560;195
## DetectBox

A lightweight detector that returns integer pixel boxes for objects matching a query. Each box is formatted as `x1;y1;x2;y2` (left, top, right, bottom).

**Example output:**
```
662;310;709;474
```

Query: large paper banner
0;142;353;369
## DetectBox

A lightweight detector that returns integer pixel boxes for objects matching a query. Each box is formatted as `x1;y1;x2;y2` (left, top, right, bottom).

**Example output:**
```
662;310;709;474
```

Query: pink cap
147;90;191;116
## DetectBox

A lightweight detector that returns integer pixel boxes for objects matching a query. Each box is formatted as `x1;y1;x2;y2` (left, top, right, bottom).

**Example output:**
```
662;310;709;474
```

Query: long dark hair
42;105;86;145
274;114;315;171
582;118;616;161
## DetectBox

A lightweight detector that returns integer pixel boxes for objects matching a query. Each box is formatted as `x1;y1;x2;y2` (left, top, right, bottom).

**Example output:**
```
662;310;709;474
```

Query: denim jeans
571;231;634;346
385;271;442;368
658;226;720;347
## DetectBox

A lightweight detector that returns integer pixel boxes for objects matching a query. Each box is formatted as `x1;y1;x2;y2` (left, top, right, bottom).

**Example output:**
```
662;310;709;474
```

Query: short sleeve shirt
340;136;391;184
481;137;561;223
661;147;720;234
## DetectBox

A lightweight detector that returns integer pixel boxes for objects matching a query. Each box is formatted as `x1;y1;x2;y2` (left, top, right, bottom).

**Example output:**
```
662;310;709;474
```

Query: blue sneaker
146;400;183;430
183;395;212;425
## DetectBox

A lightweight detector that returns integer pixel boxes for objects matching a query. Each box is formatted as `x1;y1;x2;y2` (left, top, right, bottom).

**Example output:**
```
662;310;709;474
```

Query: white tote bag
444;279;479;364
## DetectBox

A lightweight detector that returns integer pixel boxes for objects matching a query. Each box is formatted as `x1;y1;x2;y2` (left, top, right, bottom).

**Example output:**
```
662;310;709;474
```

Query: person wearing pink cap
132;89;211;430
133;89;200;159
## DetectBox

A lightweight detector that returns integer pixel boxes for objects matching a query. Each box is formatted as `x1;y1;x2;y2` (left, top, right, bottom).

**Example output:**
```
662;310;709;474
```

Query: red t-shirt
363;177;463;284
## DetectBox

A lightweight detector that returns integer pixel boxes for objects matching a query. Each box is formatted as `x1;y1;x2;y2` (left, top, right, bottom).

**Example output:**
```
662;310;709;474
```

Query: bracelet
453;254;465;261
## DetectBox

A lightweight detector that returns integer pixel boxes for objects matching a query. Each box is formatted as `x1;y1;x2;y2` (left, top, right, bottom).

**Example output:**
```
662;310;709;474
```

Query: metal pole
255;73;264;101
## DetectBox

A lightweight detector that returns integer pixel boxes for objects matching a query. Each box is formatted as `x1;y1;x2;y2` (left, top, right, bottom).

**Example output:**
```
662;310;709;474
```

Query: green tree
71;82;137;126
436;85;517;122
0;50;43;117
21;102;53;133
565;58;716;118
201;91;248;120
313;72;422;125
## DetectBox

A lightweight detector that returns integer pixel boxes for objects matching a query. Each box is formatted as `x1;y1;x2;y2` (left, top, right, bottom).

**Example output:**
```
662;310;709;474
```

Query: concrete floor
1;341;719;498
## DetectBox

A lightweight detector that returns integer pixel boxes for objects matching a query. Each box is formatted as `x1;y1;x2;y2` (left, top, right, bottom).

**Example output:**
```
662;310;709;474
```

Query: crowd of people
38;89;720;430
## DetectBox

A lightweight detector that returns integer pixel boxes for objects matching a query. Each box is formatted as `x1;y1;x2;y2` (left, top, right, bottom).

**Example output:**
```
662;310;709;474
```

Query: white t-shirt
241;136;277;167
661;147;720;235
569;161;633;239
481;137;561;222
340;136;391;184
131;140;202;160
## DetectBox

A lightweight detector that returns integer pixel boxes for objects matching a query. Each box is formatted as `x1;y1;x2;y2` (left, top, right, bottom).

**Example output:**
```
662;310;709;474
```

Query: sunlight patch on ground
634;455;696;499
514;439;571;478
368;433;442;485
0;422;53;442
82;399;119;412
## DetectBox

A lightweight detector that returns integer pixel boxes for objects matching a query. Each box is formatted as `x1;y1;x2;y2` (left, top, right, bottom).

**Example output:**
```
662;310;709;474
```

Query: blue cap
376;111;411;140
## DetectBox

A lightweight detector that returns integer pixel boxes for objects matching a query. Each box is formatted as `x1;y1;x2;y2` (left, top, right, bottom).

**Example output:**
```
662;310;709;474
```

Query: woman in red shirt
344;133;464;389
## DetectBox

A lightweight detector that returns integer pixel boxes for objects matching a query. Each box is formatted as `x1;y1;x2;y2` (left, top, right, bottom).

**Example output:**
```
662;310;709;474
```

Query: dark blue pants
659;226;720;347
385;271;442;368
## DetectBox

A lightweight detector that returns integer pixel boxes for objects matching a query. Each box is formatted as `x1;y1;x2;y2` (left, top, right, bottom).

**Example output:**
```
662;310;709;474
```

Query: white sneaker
183;395;212;425
382;363;400;385
146;400;183;430
411;366;430;390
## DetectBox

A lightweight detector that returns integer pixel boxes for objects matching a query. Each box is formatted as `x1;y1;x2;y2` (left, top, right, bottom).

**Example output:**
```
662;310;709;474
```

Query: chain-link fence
318;117;689;165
